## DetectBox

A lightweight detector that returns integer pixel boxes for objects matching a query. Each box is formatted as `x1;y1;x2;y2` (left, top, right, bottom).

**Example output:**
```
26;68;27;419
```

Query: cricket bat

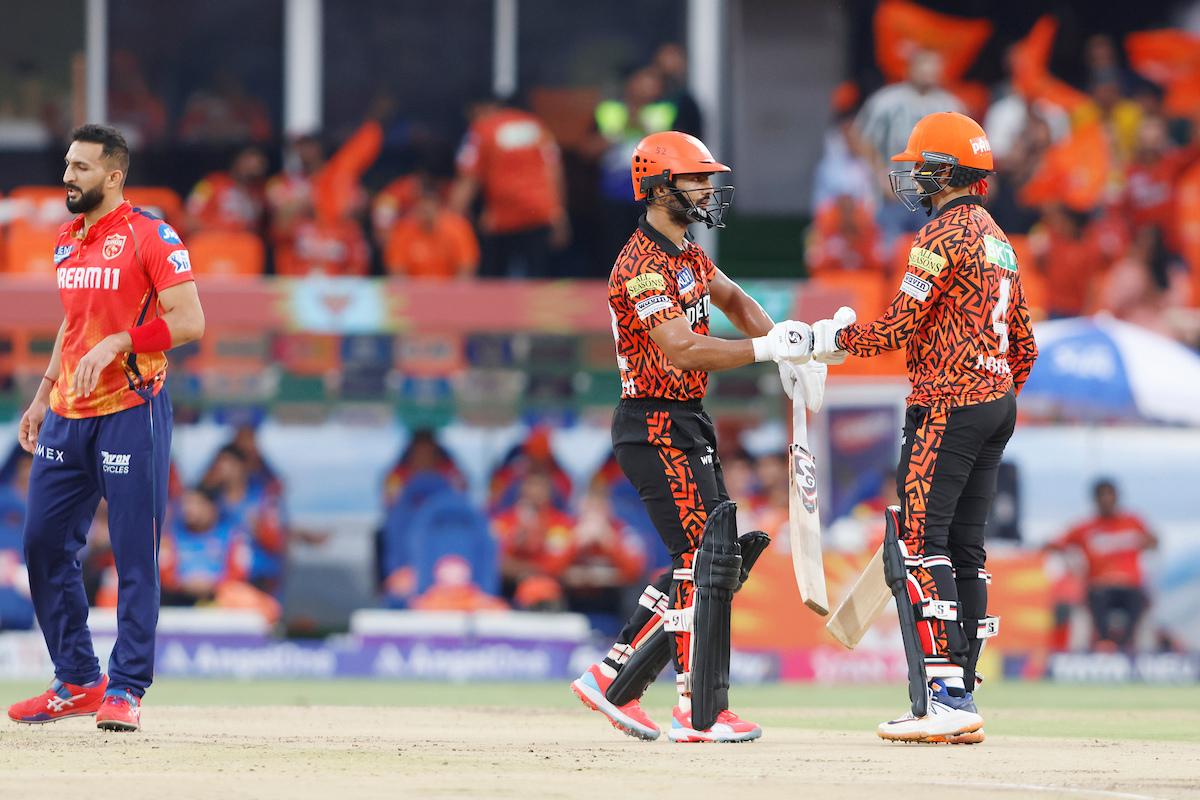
825;540;891;648
789;379;829;616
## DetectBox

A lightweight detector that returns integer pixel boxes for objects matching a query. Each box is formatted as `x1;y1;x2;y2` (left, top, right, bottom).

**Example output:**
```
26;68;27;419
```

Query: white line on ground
923;779;1164;800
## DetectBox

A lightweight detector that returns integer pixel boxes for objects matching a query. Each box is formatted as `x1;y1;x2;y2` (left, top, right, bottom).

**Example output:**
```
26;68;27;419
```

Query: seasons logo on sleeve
908;246;947;276
625;273;666;297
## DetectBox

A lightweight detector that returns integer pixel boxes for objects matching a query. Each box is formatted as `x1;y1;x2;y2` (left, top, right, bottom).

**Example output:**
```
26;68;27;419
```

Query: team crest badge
102;234;127;260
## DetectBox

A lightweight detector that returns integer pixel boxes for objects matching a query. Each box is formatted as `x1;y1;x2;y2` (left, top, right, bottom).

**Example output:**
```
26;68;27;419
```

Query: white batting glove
753;320;813;364
778;360;827;412
812;306;857;365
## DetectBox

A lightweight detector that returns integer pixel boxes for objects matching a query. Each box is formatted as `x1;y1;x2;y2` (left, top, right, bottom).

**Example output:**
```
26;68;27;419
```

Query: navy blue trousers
23;390;171;696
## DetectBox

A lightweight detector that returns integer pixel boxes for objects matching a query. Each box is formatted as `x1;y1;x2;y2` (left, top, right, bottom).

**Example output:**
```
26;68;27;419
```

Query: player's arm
17;319;66;453
74;282;205;398
1005;275;1038;395
709;267;773;337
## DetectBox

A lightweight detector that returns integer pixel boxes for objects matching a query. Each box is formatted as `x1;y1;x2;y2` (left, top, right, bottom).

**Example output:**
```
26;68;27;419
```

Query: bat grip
792;390;808;448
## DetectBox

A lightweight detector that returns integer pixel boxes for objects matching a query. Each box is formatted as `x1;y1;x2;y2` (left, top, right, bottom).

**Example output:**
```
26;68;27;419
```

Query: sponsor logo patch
102;233;126;260
34;444;64;462
900;272;932;301
907;246;946;276
635;294;675;321
101;450;131;474
158;223;182;244
168;249;192;273
625;273;666;297
54;245;74;265
676;266;696;293
983;234;1018;272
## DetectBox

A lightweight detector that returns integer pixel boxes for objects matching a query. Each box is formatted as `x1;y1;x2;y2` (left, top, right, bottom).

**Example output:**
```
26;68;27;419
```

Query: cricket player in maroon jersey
7;125;205;732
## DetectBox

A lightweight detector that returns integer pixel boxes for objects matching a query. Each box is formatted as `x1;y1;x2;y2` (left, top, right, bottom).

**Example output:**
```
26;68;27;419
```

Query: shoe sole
668;726;762;744
96;719;139;733
878;720;984;744
570;680;659;741
9;710;99;725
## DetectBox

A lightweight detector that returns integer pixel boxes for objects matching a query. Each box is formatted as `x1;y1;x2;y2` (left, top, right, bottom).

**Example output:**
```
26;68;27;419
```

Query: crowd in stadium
0;5;1189;653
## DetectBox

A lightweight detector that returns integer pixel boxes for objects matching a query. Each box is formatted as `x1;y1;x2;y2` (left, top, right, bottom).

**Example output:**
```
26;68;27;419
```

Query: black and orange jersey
838;196;1038;407
608;215;715;400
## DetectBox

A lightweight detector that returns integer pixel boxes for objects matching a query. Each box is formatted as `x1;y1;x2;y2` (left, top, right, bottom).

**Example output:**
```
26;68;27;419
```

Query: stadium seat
409;491;499;595
187;229;265;277
6;186;72;229
3;220;58;275
125;186;185;226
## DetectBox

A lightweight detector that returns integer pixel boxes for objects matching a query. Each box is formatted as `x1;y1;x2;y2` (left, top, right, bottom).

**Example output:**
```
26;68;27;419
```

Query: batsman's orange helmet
891;111;994;172
631;131;730;200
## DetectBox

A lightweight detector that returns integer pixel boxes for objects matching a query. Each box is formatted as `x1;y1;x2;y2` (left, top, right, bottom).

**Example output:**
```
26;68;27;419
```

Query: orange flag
873;0;992;84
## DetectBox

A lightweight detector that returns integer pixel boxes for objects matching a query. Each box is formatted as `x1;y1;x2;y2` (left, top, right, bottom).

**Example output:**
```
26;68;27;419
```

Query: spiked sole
8;710;99;725
878;720;984;743
570;680;659;741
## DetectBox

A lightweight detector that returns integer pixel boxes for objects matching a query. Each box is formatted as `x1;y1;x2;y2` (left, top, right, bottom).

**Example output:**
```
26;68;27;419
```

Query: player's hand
813;306;857;365
778;361;827;412
753;320;813;364
73;334;125;399
18;397;49;453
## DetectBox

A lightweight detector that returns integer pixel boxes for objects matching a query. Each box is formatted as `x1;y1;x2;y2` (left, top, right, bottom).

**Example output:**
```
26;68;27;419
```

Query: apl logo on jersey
676;266;696;293
102;234;126;260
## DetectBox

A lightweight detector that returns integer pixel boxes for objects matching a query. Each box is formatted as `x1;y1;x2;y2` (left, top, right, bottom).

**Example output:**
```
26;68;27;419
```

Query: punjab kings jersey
608;216;714;401
51;200;195;418
838;196;1038;408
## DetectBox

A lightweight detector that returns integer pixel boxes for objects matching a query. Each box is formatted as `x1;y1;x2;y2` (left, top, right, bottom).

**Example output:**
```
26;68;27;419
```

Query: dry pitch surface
1;681;1197;800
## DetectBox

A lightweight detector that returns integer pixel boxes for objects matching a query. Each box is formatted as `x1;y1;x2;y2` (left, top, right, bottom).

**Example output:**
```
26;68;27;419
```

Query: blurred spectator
590;66;675;258
371;173;424;249
1082;73;1143;166
562;484;646;622
1045;478;1157;652
267;112;384;275
0;58;58;148
719;446;765;534
1029;203;1105;318
177;69;273;144
157;488;247;606
383;429;466;508
811;83;877;213
806;194;886;276
488;427;572;512
227;425;283;497
383;175;480;279
853;48;964;238
1098;225;1192;338
751;450;791;543
107;50;168;147
201;445;287;596
186;146;269;234
1114;114;1200;250
409;555;508;612
0;451;34;630
985;111;1056;234
1083;34;1139;98
491;471;575;600
984;46;1070;164
449;95;569;278
652;43;703;137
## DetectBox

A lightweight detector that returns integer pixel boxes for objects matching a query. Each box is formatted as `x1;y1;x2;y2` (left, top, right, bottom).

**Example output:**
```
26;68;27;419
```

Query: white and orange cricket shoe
877;685;983;744
571;664;660;740
8;676;109;724
668;706;762;743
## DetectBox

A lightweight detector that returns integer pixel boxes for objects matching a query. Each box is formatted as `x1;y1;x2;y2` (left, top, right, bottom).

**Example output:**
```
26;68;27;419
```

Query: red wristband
127;317;173;353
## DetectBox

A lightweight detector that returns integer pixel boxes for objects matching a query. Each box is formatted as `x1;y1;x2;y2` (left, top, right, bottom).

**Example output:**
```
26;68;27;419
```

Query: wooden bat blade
789;442;828;615
825;541;890;649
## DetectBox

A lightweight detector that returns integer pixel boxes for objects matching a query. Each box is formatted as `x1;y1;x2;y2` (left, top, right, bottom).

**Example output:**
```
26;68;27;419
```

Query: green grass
3;680;1196;742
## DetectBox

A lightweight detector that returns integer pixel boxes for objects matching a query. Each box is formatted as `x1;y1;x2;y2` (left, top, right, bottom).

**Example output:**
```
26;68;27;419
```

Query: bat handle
792;389;808;449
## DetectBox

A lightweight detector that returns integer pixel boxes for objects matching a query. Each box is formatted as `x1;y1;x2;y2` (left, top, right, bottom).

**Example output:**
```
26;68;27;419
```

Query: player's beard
65;183;105;214
664;193;696;227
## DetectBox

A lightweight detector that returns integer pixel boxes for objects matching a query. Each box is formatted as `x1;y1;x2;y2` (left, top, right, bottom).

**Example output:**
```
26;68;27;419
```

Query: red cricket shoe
8;676;109;724
668;706;762;743
570;663;660;740
95;689;141;732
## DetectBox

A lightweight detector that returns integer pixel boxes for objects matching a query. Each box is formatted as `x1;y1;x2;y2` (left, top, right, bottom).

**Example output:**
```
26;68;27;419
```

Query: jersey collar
936;195;983;217
71;199;132;240
638;214;689;258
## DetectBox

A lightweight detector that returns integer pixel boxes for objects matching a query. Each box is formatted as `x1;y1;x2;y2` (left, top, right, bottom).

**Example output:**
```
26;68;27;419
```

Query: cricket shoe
8;675;109;724
571;664;660;740
927;681;984;744
668;706;762;743
95;688;141;732
877;686;983;744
